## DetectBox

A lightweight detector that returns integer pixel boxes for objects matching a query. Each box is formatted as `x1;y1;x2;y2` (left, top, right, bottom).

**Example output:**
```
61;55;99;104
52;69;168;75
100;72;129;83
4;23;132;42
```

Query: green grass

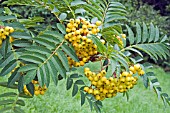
0;66;170;113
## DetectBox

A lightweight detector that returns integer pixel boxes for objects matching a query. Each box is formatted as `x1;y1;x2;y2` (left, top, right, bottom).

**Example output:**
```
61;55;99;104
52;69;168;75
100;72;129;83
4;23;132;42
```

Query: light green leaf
126;25;135;45
57;23;66;34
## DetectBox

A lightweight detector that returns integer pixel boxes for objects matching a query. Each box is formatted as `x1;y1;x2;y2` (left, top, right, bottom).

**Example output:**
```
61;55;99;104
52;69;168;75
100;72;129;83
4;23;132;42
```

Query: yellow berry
84;87;89;92
88;89;93;94
69;19;74;24
134;64;141;71
75;19;80;24
35;91;40;96
138;70;145;76
95;95;101;100
95;21;102;26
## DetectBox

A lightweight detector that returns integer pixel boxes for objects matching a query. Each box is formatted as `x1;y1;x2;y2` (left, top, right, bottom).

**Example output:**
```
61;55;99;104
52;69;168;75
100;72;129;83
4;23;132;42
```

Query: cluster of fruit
129;64;145;76
83;64;145;101
23;80;47;96
64;18;105;67
0;26;15;46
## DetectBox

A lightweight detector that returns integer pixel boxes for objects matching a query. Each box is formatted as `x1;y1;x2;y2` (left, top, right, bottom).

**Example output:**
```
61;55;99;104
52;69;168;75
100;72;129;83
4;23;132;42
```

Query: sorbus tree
0;0;170;112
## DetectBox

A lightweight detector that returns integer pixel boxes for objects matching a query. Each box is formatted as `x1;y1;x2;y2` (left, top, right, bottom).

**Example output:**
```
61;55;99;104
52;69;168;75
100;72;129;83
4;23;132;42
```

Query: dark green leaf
0;92;17;98
18;64;38;72
11;31;32;39
18;76;24;93
52;55;66;78
23;70;36;85
42;64;50;87
66;77;73;90
146;72;155;76
8;68;20;87
26;82;34;96
16;99;25;106
61;44;79;62
0;59;17;76
20;55;43;64
37;67;44;87
142;74;149;88
72;84;78;97
75;80;85;85
56;49;69;71
47;61;58;86
0;15;16;21
80;91;86;106
70;73;79;78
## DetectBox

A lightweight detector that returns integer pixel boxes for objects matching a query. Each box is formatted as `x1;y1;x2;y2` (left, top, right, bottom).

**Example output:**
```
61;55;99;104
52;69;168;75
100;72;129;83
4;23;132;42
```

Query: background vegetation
0;0;170;113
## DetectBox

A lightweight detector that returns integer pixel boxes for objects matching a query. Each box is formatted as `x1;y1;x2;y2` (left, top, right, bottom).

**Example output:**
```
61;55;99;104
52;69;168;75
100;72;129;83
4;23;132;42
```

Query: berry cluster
84;68;118;101
23;80;47;96
129;64;145;76
83;64;144;101
0;26;15;46
64;18;104;67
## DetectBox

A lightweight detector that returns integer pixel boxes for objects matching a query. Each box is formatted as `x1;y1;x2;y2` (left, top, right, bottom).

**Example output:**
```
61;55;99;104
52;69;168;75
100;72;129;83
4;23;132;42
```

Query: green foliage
0;0;170;113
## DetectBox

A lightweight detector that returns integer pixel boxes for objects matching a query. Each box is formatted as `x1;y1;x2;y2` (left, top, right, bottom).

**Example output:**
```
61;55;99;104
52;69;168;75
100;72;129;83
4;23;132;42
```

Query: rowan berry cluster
129;64;145;76
0;26;15;46
83;64;145;101
23;80;47;96
64;18;104;67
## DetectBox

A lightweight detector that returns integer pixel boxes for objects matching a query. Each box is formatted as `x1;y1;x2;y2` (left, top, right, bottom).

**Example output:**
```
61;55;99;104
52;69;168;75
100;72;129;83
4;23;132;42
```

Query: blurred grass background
0;66;170;113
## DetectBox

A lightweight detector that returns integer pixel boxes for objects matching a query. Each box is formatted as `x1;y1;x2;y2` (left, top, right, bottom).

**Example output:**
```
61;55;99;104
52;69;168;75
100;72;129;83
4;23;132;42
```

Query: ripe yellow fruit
101;77;107;82
121;71;129;77
129;66;136;74
9;27;14;33
134;64;141;71
103;89;108;94
93;90;100;95
69;19;74;23
95;21;102;26
75;19;80;24
67;23;73;28
35;91;40;96
95;95;101;100
106;93;112;98
138;70;145;76
84;67;90;72
84;87;89;92
88;89;93;94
